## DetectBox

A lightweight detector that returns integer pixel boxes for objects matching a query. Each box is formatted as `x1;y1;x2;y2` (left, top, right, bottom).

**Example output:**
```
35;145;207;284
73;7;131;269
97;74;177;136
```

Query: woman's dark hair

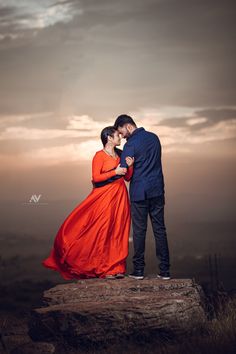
114;114;137;129
100;126;117;147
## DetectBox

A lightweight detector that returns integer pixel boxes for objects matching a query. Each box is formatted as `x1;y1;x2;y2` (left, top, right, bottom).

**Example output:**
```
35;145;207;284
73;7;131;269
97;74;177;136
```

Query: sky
0;0;235;247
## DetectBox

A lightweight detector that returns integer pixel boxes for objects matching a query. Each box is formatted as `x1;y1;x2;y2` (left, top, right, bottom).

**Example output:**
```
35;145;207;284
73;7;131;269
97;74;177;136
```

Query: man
113;114;171;280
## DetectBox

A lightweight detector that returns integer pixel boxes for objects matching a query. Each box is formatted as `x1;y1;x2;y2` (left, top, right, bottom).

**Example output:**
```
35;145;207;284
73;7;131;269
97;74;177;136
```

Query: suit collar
127;127;145;140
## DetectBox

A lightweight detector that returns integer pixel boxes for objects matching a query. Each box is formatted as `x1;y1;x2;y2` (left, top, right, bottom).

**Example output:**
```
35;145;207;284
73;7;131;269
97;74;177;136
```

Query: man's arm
120;141;135;168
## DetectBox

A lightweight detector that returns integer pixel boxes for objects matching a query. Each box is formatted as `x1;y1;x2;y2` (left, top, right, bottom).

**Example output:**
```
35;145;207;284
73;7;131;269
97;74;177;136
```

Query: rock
10;342;55;354
28;276;207;349
0;311;55;354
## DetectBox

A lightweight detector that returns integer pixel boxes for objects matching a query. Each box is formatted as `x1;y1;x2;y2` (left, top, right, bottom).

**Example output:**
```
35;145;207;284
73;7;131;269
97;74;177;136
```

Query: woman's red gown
42;149;133;280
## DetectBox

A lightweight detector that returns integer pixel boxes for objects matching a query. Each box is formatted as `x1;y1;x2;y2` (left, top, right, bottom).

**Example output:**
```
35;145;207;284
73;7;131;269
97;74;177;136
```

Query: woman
42;126;134;280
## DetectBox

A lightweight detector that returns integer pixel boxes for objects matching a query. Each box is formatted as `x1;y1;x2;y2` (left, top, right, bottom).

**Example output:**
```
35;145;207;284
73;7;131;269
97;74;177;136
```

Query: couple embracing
42;114;170;280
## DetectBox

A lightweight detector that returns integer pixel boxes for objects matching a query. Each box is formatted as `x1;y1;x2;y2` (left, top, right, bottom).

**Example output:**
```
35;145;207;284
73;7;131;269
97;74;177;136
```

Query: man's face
117;124;132;139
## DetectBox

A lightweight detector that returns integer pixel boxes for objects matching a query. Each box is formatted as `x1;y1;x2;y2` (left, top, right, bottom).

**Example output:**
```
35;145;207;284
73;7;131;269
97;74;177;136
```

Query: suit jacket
98;127;165;201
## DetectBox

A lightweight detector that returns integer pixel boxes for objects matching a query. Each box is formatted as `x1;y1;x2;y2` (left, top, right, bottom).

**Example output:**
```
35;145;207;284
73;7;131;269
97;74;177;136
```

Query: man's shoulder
125;127;160;147
133;128;159;140
142;129;160;142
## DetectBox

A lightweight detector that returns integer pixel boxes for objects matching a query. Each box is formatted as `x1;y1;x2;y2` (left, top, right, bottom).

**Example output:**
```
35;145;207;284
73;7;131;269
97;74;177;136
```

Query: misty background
0;0;235;302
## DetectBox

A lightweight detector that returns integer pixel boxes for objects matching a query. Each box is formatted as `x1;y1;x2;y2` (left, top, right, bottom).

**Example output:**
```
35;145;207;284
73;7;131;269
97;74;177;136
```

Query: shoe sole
157;275;171;280
128;275;144;280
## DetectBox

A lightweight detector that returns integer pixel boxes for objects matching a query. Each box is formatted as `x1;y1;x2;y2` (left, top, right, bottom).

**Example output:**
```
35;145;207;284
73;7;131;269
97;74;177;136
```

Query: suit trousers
130;194;170;273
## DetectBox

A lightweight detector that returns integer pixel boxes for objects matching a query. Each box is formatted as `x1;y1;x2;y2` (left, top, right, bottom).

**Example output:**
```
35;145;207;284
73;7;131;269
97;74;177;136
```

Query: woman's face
109;130;121;146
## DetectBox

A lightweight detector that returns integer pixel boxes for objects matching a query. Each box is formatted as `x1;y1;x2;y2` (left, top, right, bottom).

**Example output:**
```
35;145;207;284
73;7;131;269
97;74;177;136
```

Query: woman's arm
92;152;117;182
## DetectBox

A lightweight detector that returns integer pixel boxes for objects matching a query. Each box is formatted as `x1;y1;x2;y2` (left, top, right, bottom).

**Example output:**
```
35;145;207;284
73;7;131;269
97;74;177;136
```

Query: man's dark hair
114;114;137;129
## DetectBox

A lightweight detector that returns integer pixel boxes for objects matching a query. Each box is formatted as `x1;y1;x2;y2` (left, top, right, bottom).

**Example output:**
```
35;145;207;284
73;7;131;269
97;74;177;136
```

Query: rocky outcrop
28;276;207;349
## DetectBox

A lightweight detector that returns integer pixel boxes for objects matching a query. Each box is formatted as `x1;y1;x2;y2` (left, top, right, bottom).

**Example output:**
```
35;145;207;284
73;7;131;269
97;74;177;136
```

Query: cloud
0;125;105;140
24;140;103;165
0;1;235;168
0;111;53;128
185;119;236;144
186;117;208;126
0;1;82;32
0;0;235;114
1;108;236;146
0;0;84;50
136;107;236;152
0;114;115;140
158;107;236;128
1;109;235;167
194;108;236;122
66;114;109;130
5;115;234;166
0;138;125;167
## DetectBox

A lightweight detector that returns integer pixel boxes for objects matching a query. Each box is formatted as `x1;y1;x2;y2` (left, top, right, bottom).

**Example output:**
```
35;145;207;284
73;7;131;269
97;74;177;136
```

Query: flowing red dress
42;149;133;280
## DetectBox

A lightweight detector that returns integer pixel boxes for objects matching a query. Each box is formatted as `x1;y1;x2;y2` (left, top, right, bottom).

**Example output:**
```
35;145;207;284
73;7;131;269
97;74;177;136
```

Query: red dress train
42;149;133;280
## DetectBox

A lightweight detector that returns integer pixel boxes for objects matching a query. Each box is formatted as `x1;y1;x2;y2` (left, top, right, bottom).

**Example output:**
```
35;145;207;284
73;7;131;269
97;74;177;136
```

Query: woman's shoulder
93;149;104;158
93;148;121;159
95;149;104;155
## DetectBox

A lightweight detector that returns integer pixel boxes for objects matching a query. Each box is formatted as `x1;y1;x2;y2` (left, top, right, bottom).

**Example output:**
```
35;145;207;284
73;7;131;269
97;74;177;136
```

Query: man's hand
125;156;134;167
115;164;127;175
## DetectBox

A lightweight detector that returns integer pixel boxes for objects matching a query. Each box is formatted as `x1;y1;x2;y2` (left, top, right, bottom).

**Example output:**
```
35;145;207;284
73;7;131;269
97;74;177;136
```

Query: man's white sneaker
128;271;144;280
157;273;171;280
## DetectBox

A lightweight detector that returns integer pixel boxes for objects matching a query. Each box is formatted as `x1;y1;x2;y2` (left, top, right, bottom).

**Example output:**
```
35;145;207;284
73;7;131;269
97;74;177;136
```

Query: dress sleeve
92;152;117;182
124;165;133;181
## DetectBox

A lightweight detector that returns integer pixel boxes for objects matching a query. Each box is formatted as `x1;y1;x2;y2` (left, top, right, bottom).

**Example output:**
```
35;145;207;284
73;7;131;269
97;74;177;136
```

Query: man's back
120;127;165;201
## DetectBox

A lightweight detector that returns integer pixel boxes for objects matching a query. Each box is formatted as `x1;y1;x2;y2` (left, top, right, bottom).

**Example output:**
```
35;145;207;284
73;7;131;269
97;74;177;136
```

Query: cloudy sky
0;0;235;239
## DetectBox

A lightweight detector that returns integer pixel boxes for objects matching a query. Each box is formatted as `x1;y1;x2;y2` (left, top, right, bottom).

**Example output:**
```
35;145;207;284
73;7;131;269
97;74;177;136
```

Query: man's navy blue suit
119;127;165;201
100;127;170;275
